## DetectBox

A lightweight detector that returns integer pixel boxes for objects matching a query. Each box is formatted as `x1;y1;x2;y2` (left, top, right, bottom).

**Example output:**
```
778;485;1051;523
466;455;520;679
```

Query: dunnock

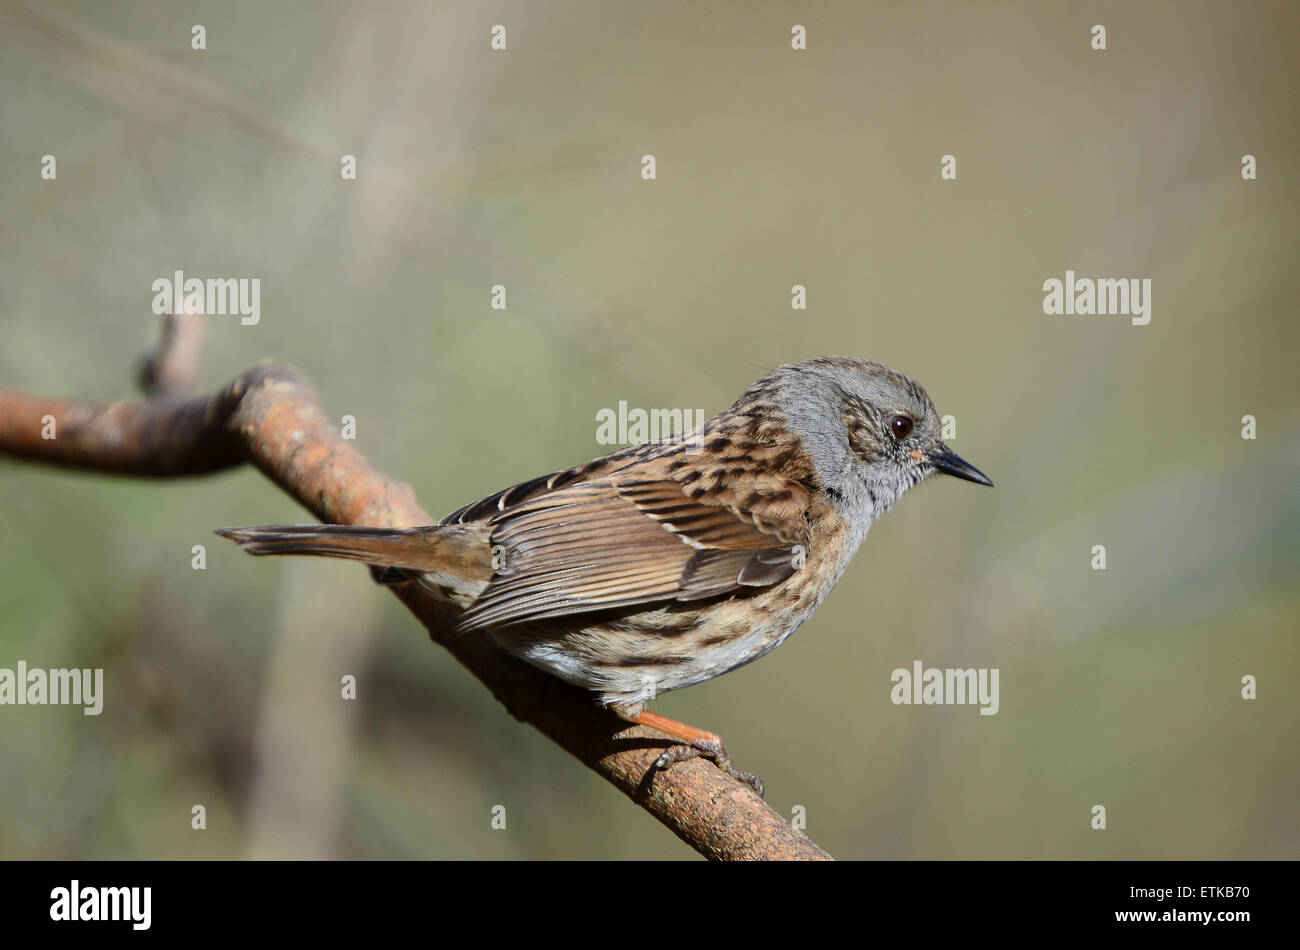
218;357;992;795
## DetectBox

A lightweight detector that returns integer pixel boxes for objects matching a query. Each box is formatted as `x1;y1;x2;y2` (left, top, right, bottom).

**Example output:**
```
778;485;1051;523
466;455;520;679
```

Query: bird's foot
653;738;765;798
617;706;765;798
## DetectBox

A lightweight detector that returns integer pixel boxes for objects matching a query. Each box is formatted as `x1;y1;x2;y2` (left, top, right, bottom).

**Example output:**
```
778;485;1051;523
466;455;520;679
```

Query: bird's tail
215;523;487;577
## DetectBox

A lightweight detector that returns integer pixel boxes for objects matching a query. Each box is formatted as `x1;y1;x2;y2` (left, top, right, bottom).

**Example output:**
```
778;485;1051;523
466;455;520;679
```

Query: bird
217;356;992;796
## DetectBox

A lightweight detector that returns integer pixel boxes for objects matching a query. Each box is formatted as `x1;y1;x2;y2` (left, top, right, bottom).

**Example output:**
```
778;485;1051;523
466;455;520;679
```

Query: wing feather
456;471;811;630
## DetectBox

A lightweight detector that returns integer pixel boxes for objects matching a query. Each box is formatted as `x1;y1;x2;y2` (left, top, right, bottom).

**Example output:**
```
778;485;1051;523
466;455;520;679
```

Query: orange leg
619;708;765;798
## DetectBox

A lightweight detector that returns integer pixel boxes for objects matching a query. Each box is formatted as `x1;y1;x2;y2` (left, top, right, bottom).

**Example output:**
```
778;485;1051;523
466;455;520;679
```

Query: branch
0;346;831;861
136;311;205;397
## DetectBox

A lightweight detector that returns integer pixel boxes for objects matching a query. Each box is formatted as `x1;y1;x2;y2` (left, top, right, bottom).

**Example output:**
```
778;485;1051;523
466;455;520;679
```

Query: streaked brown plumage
218;357;992;794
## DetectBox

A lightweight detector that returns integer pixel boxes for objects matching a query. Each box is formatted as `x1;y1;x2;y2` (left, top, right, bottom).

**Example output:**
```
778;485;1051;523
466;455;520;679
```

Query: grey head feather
761;356;943;532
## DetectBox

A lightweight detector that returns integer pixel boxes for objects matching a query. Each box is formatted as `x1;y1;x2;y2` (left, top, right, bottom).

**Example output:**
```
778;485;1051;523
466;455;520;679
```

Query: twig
0;349;831;860
136;311;205;397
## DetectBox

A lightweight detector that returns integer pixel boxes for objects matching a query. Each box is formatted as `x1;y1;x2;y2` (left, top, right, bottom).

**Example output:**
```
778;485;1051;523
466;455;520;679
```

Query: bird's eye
890;415;914;439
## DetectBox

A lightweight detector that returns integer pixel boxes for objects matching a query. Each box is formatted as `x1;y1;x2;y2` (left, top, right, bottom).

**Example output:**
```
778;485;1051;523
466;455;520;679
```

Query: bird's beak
927;446;994;486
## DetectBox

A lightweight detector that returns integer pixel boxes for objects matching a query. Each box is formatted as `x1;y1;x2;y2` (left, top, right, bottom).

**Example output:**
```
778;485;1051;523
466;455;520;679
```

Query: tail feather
215;523;478;575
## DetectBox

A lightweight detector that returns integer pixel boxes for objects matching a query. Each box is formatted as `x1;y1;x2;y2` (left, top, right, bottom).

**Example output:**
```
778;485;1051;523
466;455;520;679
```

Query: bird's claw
653;739;765;798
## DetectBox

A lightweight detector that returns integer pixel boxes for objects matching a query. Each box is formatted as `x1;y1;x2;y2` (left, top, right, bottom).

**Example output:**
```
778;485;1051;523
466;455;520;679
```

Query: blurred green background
1;0;1296;859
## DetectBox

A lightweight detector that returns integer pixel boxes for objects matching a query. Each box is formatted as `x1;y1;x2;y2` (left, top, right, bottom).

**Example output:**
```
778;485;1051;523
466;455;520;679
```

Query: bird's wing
439;444;649;526
455;471;812;630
